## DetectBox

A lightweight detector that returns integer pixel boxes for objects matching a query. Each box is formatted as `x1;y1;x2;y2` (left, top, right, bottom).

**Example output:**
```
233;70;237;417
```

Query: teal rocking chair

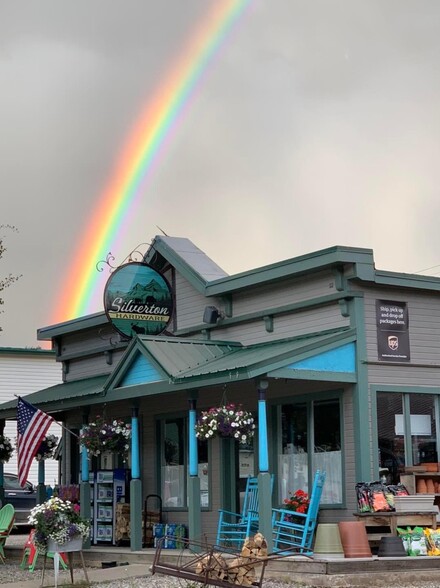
216;476;274;549
272;470;326;555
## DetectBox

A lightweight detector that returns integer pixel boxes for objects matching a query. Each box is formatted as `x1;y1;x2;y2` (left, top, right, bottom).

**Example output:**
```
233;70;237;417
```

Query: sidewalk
0;563;148;588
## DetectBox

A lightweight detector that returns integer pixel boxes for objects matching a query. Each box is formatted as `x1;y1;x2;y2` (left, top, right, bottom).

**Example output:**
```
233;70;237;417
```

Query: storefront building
1;235;440;551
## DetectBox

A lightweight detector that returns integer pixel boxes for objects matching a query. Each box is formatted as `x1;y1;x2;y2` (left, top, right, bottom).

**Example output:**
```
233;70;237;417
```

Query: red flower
284;489;310;513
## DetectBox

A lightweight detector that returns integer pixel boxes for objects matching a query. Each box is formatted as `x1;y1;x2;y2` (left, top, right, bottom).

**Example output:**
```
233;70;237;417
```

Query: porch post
187;391;201;544
130;404;142;551
0;420;4;506
257;379;273;553
36;459;46;505
80;411;92;548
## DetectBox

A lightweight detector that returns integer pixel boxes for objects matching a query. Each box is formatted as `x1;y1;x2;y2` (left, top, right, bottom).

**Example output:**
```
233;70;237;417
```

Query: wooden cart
151;534;309;588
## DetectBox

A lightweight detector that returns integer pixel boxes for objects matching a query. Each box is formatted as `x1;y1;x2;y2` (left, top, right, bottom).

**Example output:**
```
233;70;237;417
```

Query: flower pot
338;521;372;558
47;536;83;553
377;536;407;557
313;523;344;558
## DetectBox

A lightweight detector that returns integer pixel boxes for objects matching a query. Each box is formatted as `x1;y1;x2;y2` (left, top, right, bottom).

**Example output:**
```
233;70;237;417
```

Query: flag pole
15;395;80;438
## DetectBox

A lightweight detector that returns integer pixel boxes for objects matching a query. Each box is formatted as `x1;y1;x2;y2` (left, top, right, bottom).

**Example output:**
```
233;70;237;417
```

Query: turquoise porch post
257;379;273;552
130;405;142;551
80;412;91;548
187;391;201;544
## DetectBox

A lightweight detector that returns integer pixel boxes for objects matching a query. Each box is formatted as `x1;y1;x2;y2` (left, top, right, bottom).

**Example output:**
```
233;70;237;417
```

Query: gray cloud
1;0;440;346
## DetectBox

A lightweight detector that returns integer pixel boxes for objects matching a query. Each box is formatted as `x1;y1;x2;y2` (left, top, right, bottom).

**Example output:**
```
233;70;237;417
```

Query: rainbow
52;0;252;324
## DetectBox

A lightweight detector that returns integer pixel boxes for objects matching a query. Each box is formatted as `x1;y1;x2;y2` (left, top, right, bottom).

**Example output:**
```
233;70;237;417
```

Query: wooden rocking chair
272;470;326;555
216;476;274;549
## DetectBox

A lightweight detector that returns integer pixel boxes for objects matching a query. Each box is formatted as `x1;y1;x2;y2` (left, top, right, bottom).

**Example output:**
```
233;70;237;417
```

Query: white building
0;347;62;486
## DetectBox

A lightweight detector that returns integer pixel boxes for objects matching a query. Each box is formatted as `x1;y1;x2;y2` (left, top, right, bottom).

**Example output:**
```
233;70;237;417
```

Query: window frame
155;412;211;512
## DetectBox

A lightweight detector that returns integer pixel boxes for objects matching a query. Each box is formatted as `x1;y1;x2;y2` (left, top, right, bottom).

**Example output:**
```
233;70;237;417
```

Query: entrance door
220;437;255;515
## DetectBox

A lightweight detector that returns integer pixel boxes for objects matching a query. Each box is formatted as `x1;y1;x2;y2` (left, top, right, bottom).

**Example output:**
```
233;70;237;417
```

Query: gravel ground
3;564;440;588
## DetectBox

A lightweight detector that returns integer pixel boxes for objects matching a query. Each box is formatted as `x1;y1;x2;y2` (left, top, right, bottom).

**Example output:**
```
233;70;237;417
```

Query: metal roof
110;328;355;387
0;375;107;418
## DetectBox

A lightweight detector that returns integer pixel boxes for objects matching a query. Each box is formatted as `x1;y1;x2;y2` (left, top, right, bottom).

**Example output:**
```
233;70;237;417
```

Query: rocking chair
216;475;274;549
272;470;326;555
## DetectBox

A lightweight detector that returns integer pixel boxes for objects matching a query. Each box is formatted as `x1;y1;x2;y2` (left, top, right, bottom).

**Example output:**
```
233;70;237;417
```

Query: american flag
17;397;54;487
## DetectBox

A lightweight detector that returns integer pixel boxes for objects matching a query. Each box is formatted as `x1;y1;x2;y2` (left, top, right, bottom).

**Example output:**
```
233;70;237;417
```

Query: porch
5;531;440;588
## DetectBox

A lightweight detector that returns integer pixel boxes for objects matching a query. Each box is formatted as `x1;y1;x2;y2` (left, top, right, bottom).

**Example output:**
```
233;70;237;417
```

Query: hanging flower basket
195;403;255;445
29;496;90;553
79;415;131;459
0;434;14;464
35;434;59;461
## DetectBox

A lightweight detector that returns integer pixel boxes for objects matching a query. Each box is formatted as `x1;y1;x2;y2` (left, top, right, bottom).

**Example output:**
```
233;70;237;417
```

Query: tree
0;225;22;332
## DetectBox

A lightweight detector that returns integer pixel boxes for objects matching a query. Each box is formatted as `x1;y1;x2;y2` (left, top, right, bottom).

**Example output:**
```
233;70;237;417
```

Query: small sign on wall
376;299;410;362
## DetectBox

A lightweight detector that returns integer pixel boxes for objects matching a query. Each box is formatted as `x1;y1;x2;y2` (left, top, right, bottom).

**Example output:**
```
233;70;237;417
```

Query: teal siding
286;342;355;373
120;353;164;386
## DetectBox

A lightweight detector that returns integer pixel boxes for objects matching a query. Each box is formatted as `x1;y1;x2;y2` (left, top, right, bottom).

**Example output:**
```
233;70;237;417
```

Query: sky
1;0;440;349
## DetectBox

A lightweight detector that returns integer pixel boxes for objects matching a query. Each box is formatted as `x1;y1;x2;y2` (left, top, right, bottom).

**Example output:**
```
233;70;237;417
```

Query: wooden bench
354;511;438;543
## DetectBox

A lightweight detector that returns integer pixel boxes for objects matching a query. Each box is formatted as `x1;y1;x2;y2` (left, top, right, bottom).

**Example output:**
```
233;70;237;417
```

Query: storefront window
409;394;437;466
377;392;405;484
160;417;209;508
162;418;185;507
377;392;439;484
313;400;342;503
278;398;342;505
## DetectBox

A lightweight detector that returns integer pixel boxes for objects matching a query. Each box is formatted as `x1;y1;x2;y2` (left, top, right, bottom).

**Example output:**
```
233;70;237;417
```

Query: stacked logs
115;503;130;542
195;532;268;586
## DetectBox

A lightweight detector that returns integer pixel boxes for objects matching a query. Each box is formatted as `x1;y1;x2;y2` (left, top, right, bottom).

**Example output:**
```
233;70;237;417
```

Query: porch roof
0;327;356;418
104;326;356;395
0;375;107;419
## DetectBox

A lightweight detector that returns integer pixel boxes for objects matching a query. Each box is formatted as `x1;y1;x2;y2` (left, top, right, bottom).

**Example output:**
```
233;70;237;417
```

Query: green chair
0;504;15;563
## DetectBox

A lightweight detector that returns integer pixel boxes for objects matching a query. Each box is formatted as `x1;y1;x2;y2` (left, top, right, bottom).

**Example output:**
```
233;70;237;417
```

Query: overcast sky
1;0;440;349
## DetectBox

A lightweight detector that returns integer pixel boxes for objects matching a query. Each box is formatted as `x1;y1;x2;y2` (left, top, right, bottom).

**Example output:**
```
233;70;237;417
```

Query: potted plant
29;496;90;553
79;416;132;460
195;403;256;445
0;434;13;464
283;489;310;515
35;434;59;461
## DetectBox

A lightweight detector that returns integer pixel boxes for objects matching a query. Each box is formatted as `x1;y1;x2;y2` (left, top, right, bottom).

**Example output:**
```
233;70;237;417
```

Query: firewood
195;553;228;580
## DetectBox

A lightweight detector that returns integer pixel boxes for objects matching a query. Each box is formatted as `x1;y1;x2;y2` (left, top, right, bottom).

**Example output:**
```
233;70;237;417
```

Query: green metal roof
0;375;107;419
107;327;355;392
166;329;354;382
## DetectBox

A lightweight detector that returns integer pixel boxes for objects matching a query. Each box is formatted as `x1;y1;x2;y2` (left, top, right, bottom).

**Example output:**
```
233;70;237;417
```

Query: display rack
94;471;115;543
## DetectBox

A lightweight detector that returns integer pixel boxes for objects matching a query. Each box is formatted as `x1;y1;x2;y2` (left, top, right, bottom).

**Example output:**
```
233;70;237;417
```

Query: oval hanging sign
103;262;173;338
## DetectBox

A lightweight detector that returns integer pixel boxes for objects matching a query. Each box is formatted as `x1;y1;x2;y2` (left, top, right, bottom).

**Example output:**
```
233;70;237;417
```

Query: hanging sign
376;299;410;362
104;262;173;338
